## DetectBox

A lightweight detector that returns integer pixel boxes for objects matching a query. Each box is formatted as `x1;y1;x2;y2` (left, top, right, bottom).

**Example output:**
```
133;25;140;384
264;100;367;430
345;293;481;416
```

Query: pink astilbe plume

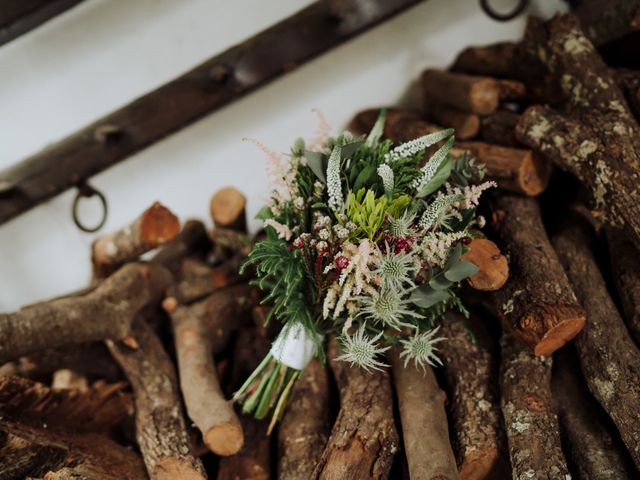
244;137;291;201
308;108;332;151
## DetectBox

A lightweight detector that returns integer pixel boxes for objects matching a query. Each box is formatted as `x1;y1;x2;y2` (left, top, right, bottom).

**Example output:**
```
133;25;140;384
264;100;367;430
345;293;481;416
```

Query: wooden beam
0;0;86;46
0;0;426;226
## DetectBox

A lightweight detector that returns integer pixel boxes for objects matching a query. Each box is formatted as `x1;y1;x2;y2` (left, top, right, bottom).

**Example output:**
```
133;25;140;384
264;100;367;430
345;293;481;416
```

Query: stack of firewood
2;8;640;480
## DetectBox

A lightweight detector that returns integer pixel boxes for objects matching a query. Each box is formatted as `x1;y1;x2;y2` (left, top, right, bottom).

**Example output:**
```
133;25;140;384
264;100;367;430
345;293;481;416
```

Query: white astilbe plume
420;231;468;267
384;128;453;164
387;210;416;238
377;164;394;197
446;181;497;209
374;245;417;290
335;325;390;371
399;327;445;370
308;108;332;151
419;194;464;231
327;142;343;210
411;136;455;192
358;287;422;330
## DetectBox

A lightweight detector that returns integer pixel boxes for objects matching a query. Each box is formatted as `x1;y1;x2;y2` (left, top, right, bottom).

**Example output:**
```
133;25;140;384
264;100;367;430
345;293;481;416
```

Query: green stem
233;353;273;402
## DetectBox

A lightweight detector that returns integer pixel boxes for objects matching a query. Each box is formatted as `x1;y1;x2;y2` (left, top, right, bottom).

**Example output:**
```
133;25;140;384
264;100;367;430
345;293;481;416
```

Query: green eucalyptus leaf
305;150;327;183
444;242;463;271
352;164;376;191
410;285;451;308
444;260;479;282
255;206;273;220
416;157;453;198
341;140;364;160
429;274;453;291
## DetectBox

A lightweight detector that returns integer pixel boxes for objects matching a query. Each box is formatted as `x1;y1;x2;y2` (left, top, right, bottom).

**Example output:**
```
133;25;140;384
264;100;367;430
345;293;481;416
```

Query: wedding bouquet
233;110;494;432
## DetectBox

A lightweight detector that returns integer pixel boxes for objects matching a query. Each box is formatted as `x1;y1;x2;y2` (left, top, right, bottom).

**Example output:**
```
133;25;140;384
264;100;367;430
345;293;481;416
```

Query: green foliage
344;188;411;240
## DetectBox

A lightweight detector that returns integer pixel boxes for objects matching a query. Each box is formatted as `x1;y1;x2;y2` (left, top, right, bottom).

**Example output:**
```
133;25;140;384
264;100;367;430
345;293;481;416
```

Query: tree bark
107;319;206;480
168;298;244;456
92;202;180;277
151;219;212;275
500;332;570;480
389;348;459;480
515;14;640;246
553;222;640;469
461;238;508;291
479;111;520;148
313;339;398;480
422;70;500;115
607;228;640;345
489;194;586;356
616;68;640;121
572;0;640;46
278;359;331;480
439;313;508;480
0;262;172;364
552;347;637;480
451;42;518;78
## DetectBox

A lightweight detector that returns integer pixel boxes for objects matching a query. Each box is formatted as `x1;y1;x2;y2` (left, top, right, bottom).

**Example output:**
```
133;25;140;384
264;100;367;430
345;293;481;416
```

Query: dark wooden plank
0;0;426;226
0;0;86;46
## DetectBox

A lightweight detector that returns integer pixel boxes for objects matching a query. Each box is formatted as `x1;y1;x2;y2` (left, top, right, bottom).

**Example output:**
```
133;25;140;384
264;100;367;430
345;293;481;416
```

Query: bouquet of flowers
233;110;494;432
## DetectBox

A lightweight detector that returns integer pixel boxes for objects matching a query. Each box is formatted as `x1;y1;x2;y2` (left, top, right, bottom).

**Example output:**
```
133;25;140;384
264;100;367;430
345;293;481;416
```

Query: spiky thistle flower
411;136;455;192
358;287;422;330
387;210;416;238
327;141;343;211
399;327;445;370
377;164;394;198
419;194;464;231
384;128;453;164
374;245;417;290
335;325;389;371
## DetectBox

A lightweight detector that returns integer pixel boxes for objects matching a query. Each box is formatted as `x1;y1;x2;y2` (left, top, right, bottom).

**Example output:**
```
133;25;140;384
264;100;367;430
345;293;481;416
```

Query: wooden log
496;79;527;102
617;68;640;122
52;368;89;391
0;262;172;364
422;70;500;115
572;0;640;46
553;347;637;480
210;187;247;232
0;0;424;226
278;359;331;480
92;202;180;277
107;319;206;480
454;142;551;196
500;331;570;479
151;219;212;274
217;328;272;480
553;222;640;468
489;194;586;356
461;238;508;291
313;339;398;480
479;110;520;148
389;348;459;480
607;229;640;344
451;42;518;78
251;304;281;339
439;313;508;480
423;100;480;140
515;14;640;246
168;297;244;456
0;419;147;480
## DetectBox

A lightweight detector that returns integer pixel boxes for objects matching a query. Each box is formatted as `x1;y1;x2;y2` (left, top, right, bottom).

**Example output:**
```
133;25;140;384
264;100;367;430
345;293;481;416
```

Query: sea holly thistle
236;108;493;429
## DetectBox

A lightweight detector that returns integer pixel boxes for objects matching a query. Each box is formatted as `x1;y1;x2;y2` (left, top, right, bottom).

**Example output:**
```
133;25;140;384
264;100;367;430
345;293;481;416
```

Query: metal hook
72;181;108;233
480;0;529;21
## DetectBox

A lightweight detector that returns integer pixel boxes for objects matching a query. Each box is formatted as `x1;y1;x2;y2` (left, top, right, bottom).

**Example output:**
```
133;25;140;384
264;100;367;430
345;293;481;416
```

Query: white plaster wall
0;0;566;310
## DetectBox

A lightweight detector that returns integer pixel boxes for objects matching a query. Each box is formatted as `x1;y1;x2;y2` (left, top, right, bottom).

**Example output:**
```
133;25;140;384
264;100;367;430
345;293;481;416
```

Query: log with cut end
489;194;586;356
210;187;247;232
461;238;508;291
278;359;331;480
496;79;526;102
607;229;640;344
553;347;636;479
0;419;147;480
422;70;500;115
107;319;206;480
92;202;180;277
479;110;520;148
167;296;244;456
500;332;570;479
389;348;459;480
423;99;480;140
151;219;212;274
0;262;172;364
217;328;272;480
515;15;640;246
454;142;551;196
313;339;398;480
553;222;640;468
439;313;508;480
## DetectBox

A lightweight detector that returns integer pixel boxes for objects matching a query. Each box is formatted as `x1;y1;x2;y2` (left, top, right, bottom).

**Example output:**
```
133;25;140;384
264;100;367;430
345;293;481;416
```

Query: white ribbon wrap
270;322;317;370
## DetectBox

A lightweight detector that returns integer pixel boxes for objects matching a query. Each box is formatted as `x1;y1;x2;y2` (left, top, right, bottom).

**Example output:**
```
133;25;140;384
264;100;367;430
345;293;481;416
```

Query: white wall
0;0;566;311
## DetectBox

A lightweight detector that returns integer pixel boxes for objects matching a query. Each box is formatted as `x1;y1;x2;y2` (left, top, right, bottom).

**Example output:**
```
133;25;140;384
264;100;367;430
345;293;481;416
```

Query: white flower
318;229;330;240
357;287;422;330
263;219;292;240
374;246;417;290
419;194;464;231
399;328;445;370
384;129;453;163
377;164;394;196
411;136;455;192
420;231;467;267
293;197;305;209
335;325;390;371
327;142;343;210
316;241;328;252
333;225;349;239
